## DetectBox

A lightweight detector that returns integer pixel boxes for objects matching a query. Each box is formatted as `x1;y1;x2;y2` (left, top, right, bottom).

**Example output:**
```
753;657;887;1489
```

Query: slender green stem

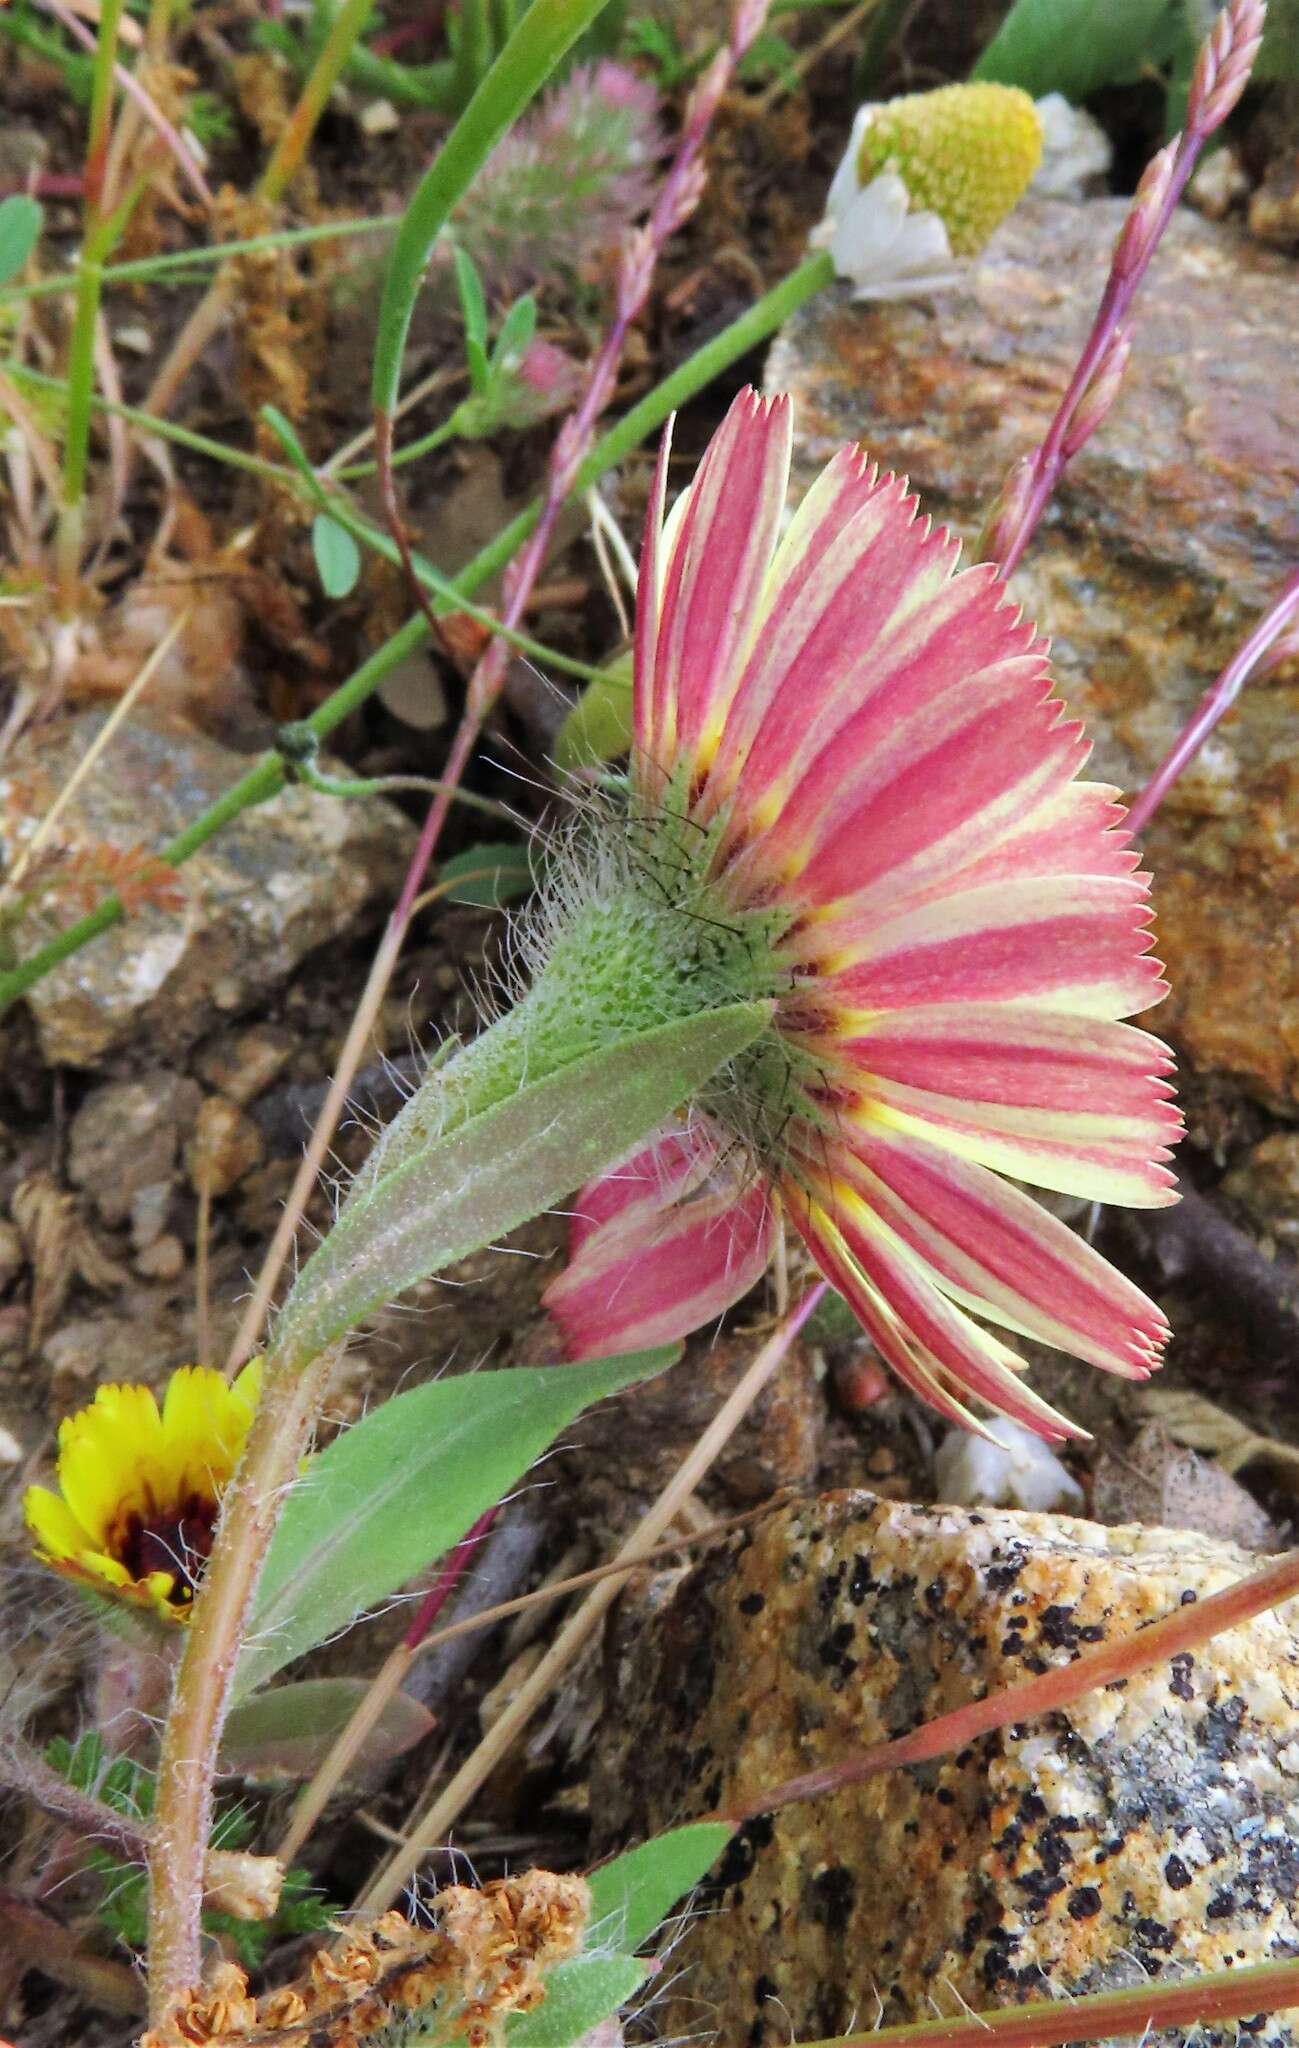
56;0;127;603
7;362;610;683
373;0;618;419
0;216;397;305
452;0;493;110
261;0;378;204
0;251;834;1015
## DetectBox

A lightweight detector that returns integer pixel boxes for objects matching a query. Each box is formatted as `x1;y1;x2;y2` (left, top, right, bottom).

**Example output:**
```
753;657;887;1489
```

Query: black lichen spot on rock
984;1547;1029;1593
1015;1867;1067;1911
1038;1604;1081;1650
1207;1887;1237;1919
1067;1886;1102;1919
818;1562;847;1611
1169;1653;1195;1701
1199;1695;1247;1761
710;1815;775;1898
807;1864;857;1936
817;1620;859;1684
1135;1916;1176;1953
848;1554;875;1604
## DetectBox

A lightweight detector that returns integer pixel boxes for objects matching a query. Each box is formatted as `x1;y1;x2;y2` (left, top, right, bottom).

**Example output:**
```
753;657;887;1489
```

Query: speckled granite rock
596;1492;1299;2047
0;710;414;1066
766;199;1299;1107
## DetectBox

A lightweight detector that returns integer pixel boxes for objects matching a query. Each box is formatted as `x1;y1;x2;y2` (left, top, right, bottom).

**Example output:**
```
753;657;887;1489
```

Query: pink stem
460;0;774;730
1126;564;1299;835
402;1506;499;1651
796;1955;1299;2048
722;1541;1299;1824
377;0;772;905
987;0;1265;579
0;172;86;199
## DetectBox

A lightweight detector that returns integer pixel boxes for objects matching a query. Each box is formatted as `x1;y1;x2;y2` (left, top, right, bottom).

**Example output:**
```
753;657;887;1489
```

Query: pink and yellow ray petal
800;872;1166;1023
544;1123;775;1358
646;389;791;775
823;1129;1169;1376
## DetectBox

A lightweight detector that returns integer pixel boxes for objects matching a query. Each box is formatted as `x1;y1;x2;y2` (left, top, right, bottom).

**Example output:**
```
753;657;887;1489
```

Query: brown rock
1224;1133;1299;1246
67;1071;201;1226
186;1095;264;1197
766;199;1299;1107
1091;1420;1282;1551
597;1492;1299;2047
0;710;414;1066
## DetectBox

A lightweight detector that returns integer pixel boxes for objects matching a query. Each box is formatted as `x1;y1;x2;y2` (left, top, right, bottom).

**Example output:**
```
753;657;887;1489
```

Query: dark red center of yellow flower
115;1493;218;1608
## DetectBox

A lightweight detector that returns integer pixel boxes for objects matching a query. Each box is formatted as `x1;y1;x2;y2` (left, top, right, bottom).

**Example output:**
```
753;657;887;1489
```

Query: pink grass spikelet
545;390;1182;1440
1191;0;1267;134
1061;326;1132;460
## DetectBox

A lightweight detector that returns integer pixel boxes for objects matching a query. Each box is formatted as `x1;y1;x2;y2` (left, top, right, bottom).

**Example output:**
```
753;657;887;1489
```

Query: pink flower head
544;388;1181;1440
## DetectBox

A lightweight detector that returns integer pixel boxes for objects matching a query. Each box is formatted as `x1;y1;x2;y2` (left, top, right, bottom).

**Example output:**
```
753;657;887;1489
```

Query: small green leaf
466;333;492;396
587;1822;734;1952
491;292;537;372
439;840;536;906
456;247;493;364
260;403;315;480
238;1349;674;1696
312;514;362;598
507;1956;648;2048
0;195;43;288
974;0;1180;99
554;652;634;773
221;1679;434;1780
276;1000;770;1366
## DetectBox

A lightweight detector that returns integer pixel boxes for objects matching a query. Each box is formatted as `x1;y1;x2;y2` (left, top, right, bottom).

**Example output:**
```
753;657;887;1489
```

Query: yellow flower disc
856;82;1043;256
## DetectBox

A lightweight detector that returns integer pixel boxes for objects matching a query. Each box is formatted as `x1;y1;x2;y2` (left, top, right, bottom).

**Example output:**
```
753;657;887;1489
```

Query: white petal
822;103;880;226
1032;91;1112;199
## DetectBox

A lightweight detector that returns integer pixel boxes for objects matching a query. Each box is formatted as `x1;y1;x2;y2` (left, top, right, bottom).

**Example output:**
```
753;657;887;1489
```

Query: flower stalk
981;0;1266;577
1127;563;1299;835
146;1344;337;2020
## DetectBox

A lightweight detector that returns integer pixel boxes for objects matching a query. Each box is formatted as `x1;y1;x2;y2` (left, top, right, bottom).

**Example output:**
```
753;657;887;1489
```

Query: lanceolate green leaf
0;195;43;288
221;1679;433;1779
238;1348;673;1696
586;1822;735;1952
506;1956;649;2048
276;1000;769;1366
372;0;616;420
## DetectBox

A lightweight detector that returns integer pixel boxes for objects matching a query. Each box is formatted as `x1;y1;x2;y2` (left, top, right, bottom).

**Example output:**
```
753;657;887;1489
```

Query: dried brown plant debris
211;190;324;427
143;1869;592;2048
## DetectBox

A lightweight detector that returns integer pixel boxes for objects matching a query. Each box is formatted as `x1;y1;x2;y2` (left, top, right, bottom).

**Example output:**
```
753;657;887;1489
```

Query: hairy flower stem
145;1343;337;2020
981;0;1265;578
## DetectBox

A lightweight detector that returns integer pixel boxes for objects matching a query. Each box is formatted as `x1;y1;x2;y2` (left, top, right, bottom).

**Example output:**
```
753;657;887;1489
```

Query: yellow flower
24;1361;262;1623
813;83;1043;300
855;82;1042;256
